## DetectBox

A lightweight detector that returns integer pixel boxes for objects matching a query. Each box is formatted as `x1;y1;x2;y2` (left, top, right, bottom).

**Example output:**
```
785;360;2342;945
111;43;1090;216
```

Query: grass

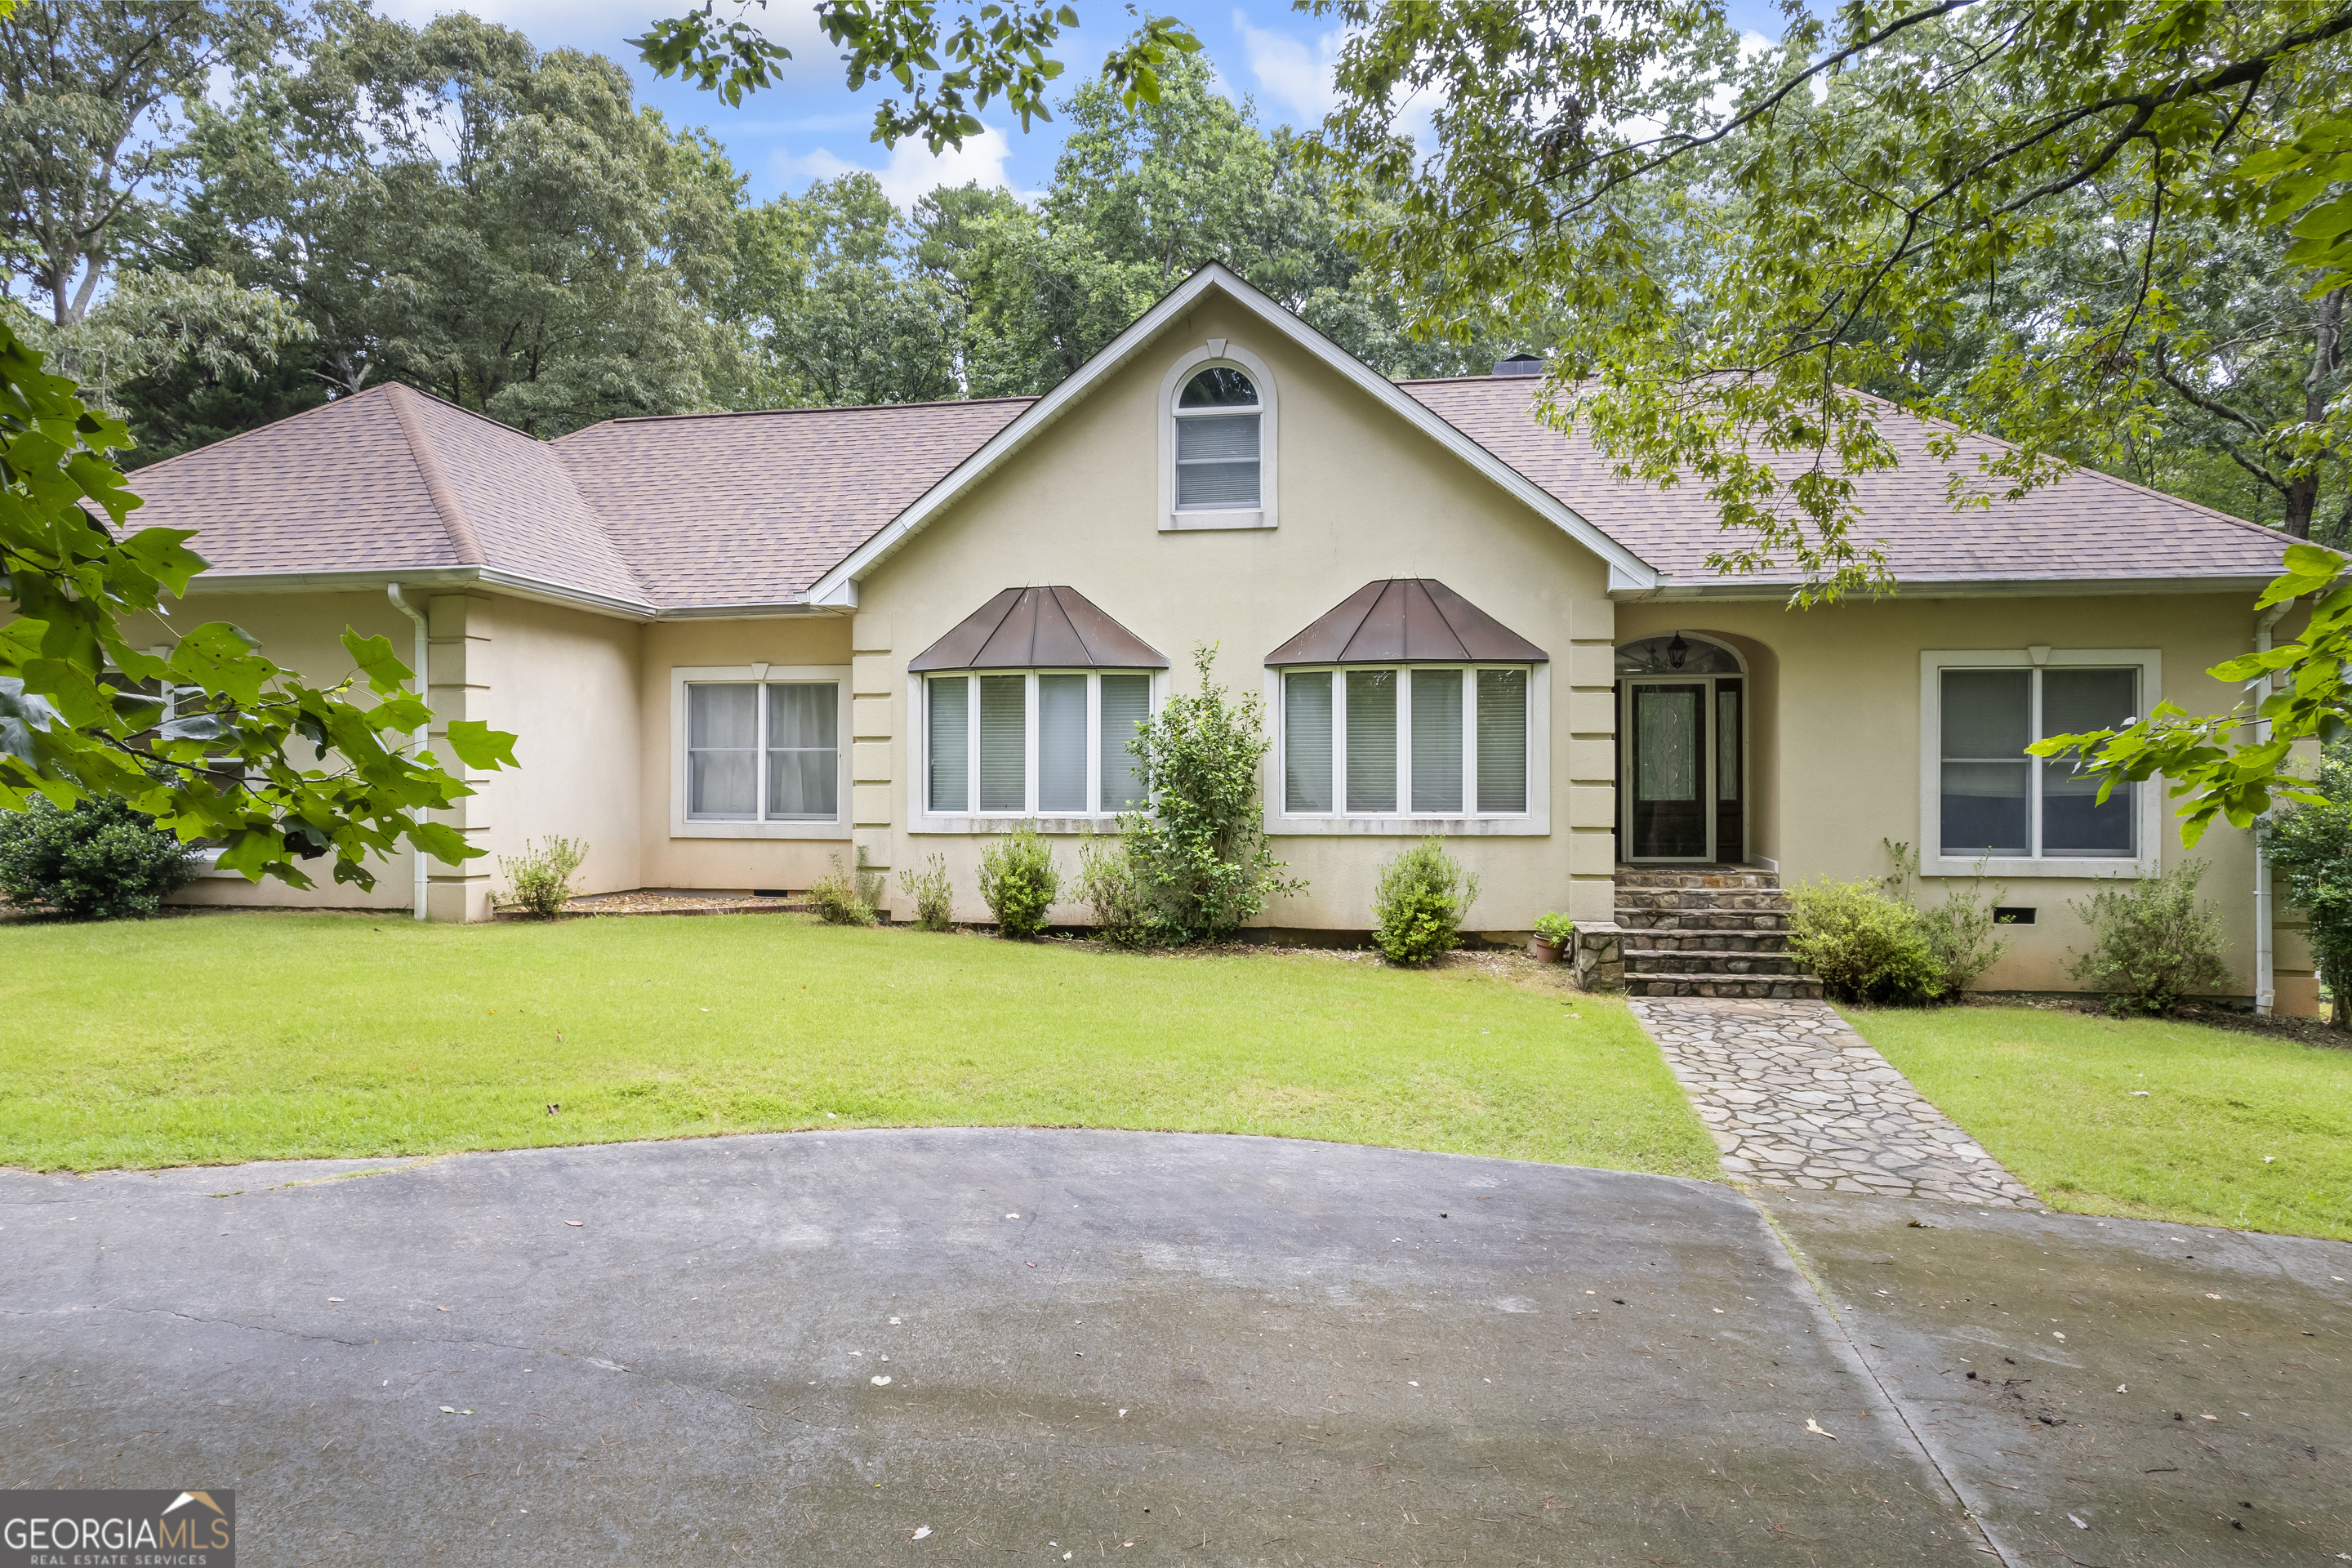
0;911;1716;1176
1846;1003;2352;1241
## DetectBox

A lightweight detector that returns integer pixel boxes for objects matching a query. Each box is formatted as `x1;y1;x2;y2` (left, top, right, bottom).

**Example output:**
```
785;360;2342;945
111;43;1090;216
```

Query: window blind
687;684;758;819
1411;669;1463;813
1175;414;1260;508
1099;674;1152;811
1475;669;1527;813
978;675;1027;813
2040;668;2136;855
1940;669;2030;855
1037;674;1088;813
928;676;969;813
1285;671;1332;813
764;682;837;820
1345;669;1397;813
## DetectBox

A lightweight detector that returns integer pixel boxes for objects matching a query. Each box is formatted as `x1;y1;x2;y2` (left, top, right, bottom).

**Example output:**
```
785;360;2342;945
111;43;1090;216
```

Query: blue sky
370;0;1792;210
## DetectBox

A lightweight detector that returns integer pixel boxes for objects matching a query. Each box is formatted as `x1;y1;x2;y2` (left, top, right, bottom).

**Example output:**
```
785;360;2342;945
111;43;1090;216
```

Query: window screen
1940;669;2031;855
1285;671;1333;813
1410;668;1463;813
688;684;758;819
1099;674;1152;811
928;676;969;813
978;675;1027;813
1476;669;1527;813
1036;673;1089;813
1345;669;1397;813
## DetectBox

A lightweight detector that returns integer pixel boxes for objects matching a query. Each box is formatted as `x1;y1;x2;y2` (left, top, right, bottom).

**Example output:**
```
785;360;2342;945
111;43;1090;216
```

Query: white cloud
779;122;1022;210
1232;11;1342;130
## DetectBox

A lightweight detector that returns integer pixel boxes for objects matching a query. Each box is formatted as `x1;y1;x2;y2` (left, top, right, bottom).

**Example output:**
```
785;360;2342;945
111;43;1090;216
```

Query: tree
0;0;281;327
1307;0;2352;600
2261;741;2352;1025
0;314;517;891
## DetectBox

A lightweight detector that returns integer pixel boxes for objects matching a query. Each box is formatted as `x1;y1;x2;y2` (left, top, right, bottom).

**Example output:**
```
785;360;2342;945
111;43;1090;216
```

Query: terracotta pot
1528;935;1564;963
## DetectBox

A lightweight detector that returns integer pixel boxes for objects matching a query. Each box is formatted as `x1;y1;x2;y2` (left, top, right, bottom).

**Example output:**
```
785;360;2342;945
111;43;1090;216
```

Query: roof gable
802;264;1660;606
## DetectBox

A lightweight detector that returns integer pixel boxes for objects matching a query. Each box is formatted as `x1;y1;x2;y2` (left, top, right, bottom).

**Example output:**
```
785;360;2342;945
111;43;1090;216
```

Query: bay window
1281;665;1530;818
924;670;1155;817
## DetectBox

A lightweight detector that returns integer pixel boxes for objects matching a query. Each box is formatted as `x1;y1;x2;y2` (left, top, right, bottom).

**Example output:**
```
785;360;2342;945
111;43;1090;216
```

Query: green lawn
1846;1004;2352;1242
0;911;1715;1176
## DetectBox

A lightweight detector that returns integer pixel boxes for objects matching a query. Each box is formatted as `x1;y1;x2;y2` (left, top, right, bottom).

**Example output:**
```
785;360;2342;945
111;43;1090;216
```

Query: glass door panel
1629;681;1709;859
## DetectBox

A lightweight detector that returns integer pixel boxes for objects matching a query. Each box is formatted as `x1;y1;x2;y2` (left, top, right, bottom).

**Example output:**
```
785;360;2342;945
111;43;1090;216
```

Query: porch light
1667;632;1690;670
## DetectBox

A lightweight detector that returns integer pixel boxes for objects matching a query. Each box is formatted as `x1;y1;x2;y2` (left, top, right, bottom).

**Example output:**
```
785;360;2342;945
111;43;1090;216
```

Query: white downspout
387;585;430;923
2252;599;2290;1015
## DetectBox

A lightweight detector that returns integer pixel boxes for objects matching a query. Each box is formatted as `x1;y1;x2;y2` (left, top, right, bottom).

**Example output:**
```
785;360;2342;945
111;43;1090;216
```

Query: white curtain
764;682;837;820
688;684;758;819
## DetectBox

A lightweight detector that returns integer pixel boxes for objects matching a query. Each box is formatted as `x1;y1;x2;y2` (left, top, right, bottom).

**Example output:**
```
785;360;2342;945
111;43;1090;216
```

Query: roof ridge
556;395;1042;442
385;384;486;566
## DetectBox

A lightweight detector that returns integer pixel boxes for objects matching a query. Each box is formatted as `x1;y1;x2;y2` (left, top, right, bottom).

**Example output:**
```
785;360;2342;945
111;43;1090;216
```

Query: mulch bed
1963;991;2349;1048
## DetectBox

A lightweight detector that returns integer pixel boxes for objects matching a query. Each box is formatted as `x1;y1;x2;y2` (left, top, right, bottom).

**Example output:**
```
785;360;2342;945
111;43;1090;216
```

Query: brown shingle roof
908;586;1169;671
551;399;1031;609
1401;376;2293;589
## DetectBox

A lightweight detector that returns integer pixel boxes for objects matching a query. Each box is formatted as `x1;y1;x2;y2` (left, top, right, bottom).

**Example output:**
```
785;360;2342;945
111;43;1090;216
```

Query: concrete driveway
2;1129;2345;1566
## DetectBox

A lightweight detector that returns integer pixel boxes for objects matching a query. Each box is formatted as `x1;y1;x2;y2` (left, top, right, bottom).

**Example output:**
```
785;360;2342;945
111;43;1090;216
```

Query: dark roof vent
1493;353;1546;376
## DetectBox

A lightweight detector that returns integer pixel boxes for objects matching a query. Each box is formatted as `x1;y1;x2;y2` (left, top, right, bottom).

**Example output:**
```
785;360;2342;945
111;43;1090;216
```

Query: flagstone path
1629;996;2042;1207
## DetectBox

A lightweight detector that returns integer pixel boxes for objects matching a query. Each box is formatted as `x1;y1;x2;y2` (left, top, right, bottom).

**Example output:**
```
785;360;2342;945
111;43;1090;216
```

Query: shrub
978;826;1060;938
2262;743;2352;1027
497;835;589;917
1785;879;1947;1004
1116;644;1304;944
1532;911;1576;945
1372;838;1481;965
895;853;955;932
0;793;200;920
2067;860;2232;1015
1074;829;1154;948
1882;840;2011;997
809;851;880;926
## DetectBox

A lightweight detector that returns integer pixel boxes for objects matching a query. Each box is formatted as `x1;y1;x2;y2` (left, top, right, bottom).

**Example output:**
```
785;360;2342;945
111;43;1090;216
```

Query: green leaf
341;629;415;695
443;720;519;770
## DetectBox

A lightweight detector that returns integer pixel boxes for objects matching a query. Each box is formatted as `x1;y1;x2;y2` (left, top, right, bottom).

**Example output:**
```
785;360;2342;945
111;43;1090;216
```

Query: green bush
1372;838;1481;965
2067;860;2232;1015
1785;879;1947;1004
1532;911;1576;945
0;793;200;920
497;835;589;917
1882;840;2011;996
809;851;880;926
1074;829;1154;947
2261;744;2352;1028
1115;644;1303;945
978;826;1060;938
894;853;955;932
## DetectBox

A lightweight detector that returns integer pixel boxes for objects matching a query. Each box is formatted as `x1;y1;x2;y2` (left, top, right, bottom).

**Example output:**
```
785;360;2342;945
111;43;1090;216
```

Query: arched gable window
1159;342;1277;531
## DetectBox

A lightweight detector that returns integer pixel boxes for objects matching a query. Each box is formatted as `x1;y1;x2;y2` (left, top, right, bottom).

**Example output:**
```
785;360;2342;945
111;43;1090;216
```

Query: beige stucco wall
125;587;644;920
1615;593;2302;1002
841;292;1621;933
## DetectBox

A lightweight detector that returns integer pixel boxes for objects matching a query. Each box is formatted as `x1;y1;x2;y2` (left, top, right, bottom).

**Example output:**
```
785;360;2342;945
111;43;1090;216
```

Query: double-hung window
681;673;845;828
1925;650;2154;870
1280;665;1531;818
924;670;1155;817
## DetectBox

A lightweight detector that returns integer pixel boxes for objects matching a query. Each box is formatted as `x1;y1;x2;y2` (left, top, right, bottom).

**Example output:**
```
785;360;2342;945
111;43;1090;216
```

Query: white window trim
1918;648;2162;879
1263;663;1551;836
908;668;1168;834
1158;341;1276;532
670;664;852;840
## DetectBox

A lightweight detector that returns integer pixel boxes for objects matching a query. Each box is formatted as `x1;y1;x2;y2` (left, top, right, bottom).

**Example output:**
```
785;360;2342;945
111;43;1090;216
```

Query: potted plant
1530;911;1575;963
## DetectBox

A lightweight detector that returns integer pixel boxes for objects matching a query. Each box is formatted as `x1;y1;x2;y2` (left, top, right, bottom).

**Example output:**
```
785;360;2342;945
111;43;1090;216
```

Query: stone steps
1614;864;1822;999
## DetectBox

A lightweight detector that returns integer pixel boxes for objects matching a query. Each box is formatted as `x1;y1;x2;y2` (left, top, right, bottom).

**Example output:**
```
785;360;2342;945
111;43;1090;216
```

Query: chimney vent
1493;352;1544;376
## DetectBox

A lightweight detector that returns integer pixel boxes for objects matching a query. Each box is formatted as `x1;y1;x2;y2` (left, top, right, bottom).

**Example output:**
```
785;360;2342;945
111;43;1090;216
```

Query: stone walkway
1629;996;2041;1207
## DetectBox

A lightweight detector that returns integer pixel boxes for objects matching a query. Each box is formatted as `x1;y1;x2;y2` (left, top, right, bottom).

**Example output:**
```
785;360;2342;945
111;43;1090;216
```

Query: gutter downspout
2253;599;2291;1015
387;584;430;923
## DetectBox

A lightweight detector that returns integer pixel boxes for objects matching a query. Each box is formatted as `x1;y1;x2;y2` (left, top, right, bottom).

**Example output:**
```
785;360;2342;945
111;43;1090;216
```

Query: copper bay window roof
906;586;1170;672
1264;578;1548;666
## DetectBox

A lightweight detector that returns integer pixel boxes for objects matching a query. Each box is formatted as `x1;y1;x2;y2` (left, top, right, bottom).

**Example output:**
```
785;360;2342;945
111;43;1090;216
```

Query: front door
1625;679;1710;860
1621;675;1745;862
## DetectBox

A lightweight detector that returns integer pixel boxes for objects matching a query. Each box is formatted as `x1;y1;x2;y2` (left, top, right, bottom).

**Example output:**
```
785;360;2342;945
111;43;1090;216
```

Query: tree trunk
2290;287;2348;541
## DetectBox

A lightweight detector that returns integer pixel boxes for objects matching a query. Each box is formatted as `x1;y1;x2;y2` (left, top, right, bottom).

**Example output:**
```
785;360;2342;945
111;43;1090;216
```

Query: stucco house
118;264;2311;1010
